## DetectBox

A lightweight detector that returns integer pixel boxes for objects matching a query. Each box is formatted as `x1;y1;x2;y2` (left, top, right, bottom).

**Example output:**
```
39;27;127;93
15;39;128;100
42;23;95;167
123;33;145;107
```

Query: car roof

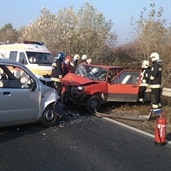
0;58;20;65
0;58;31;73
0;43;50;52
81;63;123;69
0;58;39;80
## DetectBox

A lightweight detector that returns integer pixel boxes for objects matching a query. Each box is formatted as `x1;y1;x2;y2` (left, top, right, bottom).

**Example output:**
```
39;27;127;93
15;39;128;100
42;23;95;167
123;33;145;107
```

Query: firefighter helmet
142;60;149;68
81;54;87;61
56;52;65;59
73;54;80;60
150;52;159;62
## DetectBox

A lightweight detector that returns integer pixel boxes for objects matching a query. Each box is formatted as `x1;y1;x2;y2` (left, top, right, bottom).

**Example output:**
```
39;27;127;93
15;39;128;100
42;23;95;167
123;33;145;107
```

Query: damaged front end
61;85;87;105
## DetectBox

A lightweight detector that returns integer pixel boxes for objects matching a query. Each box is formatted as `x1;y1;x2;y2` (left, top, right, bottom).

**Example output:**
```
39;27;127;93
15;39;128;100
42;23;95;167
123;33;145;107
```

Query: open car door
107;70;141;102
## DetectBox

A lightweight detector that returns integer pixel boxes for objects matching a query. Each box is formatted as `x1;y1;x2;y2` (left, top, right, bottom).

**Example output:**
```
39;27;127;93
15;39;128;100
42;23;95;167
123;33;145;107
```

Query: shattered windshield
26;52;53;65
75;65;108;81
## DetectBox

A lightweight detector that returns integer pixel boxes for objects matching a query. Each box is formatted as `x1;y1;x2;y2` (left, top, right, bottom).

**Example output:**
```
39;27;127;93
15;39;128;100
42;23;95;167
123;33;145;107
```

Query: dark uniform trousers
149;61;162;109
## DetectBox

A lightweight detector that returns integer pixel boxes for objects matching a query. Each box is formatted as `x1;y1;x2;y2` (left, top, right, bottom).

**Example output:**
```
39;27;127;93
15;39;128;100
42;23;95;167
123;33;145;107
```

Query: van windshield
26;52;53;65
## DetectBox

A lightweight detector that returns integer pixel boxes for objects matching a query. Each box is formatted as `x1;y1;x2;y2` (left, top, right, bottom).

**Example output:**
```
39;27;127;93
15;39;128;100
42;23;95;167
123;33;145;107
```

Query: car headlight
77;86;84;91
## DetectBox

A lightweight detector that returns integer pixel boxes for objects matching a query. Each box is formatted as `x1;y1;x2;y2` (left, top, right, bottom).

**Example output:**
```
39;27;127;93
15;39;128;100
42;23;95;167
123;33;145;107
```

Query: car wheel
40;104;60;127
61;91;73;106
86;95;101;114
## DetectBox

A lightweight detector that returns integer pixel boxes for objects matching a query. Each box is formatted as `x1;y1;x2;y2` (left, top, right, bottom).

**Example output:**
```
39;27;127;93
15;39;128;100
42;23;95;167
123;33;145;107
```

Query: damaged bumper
52;103;66;118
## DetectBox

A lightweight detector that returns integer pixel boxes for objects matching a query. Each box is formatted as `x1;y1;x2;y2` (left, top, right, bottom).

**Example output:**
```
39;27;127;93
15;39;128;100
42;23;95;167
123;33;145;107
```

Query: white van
0;40;53;78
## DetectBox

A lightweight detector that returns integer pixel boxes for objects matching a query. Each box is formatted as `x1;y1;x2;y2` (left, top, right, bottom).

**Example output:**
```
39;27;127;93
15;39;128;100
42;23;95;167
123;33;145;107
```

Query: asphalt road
0;115;171;171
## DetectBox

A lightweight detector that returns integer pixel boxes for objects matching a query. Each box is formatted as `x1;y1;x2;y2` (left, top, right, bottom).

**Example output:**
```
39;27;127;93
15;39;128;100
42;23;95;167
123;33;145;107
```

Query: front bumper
70;86;87;103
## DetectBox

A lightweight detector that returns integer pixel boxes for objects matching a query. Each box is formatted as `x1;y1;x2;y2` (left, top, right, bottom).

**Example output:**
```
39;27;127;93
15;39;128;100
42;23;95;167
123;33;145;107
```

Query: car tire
40;104;60;127
86;95;101;114
61;91;73;106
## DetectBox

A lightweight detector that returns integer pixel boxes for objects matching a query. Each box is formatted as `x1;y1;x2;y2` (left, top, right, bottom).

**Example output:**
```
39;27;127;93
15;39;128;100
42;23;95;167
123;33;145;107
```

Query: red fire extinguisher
154;112;166;146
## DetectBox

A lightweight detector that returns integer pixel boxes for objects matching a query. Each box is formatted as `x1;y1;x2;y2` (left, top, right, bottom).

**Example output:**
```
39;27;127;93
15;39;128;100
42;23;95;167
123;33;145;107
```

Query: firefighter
70;54;80;73
149;52;162;109
138;60;151;103
51;52;65;96
81;54;88;64
62;55;72;77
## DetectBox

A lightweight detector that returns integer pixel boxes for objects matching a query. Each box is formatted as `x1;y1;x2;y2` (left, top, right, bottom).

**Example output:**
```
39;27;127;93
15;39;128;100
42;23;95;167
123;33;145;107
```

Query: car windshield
26;52;53;65
75;65;108;81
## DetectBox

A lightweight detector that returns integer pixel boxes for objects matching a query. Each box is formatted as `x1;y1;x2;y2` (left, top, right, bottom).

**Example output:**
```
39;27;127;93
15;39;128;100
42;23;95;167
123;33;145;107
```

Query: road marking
103;117;171;145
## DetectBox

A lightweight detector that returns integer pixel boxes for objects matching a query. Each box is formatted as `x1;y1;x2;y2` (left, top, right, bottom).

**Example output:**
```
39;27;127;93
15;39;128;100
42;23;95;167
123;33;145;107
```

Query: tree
18;2;117;62
0;23;18;43
130;2;167;61
128;1;171;87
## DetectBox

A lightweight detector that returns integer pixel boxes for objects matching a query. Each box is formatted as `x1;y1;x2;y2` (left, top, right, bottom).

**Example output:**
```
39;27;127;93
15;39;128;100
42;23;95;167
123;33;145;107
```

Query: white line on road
103;117;171;145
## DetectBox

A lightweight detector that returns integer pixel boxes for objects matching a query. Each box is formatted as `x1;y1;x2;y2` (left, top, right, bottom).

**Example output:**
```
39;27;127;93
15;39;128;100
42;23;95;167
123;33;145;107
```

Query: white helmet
142;60;149;68
150;52;159;62
81;54;87;61
74;54;80;60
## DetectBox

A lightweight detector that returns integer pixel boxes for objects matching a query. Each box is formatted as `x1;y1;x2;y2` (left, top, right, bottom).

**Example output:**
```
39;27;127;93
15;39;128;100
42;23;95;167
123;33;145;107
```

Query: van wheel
86;95;101;114
40;104;60;127
61;91;73;106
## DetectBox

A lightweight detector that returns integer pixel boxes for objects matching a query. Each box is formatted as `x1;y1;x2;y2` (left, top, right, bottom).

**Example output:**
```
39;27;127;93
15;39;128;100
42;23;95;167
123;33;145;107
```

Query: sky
0;0;170;45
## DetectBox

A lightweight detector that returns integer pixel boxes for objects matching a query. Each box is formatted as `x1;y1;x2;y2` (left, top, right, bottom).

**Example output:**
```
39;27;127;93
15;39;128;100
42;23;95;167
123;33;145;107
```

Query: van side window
19;52;27;64
9;51;18;61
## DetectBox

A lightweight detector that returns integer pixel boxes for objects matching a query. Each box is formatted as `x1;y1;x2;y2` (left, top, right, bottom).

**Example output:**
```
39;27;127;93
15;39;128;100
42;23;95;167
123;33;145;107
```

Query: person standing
51;52;65;96
70;54;80;73
62;55;72;77
149;52;162;109
138;60;151;103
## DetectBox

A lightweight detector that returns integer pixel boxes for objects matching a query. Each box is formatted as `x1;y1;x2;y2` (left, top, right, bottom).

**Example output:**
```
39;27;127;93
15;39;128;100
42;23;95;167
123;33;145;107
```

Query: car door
0;63;40;126
107;70;141;102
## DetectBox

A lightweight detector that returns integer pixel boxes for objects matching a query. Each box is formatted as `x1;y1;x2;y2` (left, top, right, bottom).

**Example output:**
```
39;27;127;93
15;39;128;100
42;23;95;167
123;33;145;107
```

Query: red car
61;64;143;113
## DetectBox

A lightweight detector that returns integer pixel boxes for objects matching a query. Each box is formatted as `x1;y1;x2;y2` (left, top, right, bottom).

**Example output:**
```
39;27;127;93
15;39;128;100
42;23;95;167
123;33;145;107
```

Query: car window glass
19;52;27;64
26;52;53;64
0;64;36;89
9;51;18;61
75;65;108;81
113;71;140;84
109;69;116;78
75;65;87;77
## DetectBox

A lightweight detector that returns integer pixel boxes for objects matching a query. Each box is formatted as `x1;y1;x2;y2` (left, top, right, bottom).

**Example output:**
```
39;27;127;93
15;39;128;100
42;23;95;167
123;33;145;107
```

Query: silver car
0;58;61;128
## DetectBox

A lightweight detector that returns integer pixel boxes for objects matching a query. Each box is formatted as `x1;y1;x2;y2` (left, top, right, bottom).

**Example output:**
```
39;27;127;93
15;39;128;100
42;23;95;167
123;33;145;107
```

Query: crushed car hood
62;73;97;86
